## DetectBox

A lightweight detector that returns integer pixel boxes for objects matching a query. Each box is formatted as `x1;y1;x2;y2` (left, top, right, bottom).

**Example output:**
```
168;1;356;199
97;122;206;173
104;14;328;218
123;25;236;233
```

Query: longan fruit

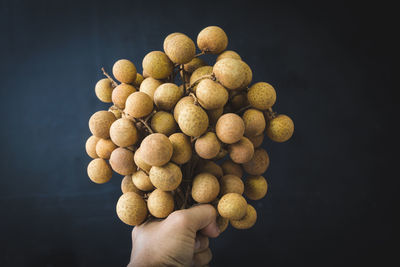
247;82;276;110
88;110;116;139
108;107;122;119
214;148;228;160
183;57;207;73
195;160;223;179
154;83;183;111
140;133;173;166
112;59;137;84
142;51;173;79
95;78;113;103
197;26;228;54
213;58;246;90
87;158;112;184
196;79;228;110
164;33;196;64
134;148;151;172
230;92;249;111
132;73;144;87
195;132;221;159
178;104;209;137
266;114;294;142
191;173;220;203
221;159;243;178
173;96;195;121
244;175;268;200
242;148;270;175
151;111;177;136
111;83;136;109
147;189;174;218
86;135;100;158
149;162;182;191
109;147;136;175
109;118;139;147
230;204;257;229
116;192;148;226
216;113;245;144
219;174;244;195
206;107;223;126
124;92;153;118
132;170;154;191
242;109;266;137
216;50;241;61
121;175;143;195
228;137;254;164
217;193;247;220
189;66;213;93
217;215;229;233
95;139;117;159
139;77;163;101
169;133;192;164
248;134;264;148
238;61;252;89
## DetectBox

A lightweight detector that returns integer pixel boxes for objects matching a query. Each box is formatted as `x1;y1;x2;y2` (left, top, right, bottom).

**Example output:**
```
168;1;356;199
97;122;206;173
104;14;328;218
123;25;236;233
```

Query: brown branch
138;118;154;134
101;67;118;88
194;51;205;57
235;104;251;114
189;93;199;106
186;74;215;92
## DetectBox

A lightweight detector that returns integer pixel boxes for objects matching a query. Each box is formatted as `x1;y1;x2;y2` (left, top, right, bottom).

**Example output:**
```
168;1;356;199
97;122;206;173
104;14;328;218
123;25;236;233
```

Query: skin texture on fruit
86;135;100;159
142;51;173;80
221;159;243;178
247;82;277;110
219;174;244;195
124;92;153;118
213;58;246;90
154;83;183;111
228;137;254;164
151;111;177;136
195;132;221;159
242;109;266;137
88;111;116;139
147;189;174;218
242;148;270;176
95;138;117;159
139;77;163;101
169;133;192;164
112;83;136;109
217;193;247;220
244;175;268;200
109;147;136;176
217;50;241;61
109;118;139;147
197;26;228;54
177;104;209;137
149;162;182;191
87;158;112;184
230;204;257;229
121;175;143;195
116;192;148;226
140;133;173;166
191;173;220;203
216;113;245;144
95;78;113;103
112;59;137;84
164;33;196;64
132;170;154;191
266;114;294;142
196;79;228;110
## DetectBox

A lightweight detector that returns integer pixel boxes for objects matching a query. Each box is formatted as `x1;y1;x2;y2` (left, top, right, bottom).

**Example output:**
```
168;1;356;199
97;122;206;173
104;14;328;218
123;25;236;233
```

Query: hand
128;204;220;267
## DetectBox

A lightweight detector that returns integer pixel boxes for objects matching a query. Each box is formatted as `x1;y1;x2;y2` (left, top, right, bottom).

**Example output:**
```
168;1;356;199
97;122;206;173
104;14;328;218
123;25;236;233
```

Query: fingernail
194;239;201;250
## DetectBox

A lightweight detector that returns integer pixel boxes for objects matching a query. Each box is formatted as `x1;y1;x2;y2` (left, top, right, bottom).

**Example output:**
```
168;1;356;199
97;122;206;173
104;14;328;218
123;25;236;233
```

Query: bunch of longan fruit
86;26;294;231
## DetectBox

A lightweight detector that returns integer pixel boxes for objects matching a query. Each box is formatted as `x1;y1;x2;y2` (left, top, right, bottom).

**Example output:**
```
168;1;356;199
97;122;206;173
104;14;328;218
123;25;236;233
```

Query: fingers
194;234;209;253
182;204;220;237
192;248;212;267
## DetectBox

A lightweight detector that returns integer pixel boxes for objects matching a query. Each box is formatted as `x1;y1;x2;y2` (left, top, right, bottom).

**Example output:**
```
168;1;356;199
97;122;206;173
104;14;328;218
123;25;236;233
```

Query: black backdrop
0;0;397;266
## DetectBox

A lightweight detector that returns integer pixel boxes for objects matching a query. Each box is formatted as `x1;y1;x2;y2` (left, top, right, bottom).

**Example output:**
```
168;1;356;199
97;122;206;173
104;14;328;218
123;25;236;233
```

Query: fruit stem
138;118;154;134
101;67;119;88
189;93;199;105
194;51;205;57
235;104;251;114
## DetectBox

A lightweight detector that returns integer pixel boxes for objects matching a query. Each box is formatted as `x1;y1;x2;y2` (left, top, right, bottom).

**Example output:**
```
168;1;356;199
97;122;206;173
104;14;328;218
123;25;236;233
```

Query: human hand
127;204;220;267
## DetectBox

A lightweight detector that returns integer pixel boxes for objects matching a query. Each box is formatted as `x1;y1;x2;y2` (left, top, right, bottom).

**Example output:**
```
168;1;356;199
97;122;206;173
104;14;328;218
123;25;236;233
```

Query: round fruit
244;175;268;200
121;175;143;195
230;92;249;111
173;96;195;121
95;78;113;103
142;51;173;79
197;26;228;54
247;82;276;110
195;160;223;179
112;59;137;84
248;134;264;148
139;77;163;101
134;148;151;172
95;139;117;159
183;57;207;73
147;189;174;218
216;50;241;61
154;83;183;110
195;132;221;159
140;133;173;166
242;109;266;137
109;147;136;175
149;162;182;191
230;204;257;229
132;73;144;87
151;111;177;136
242;148;270;175
266;114;294;142
124;92;153;118
111;83;136;109
169;133;192;164
206;107;223;125
228;137;254;164
108;107;122;119
215;113;245;144
238;61;252;89
88;111;116;139
217;215;229;233
132;170;154;191
219;174;244;195
86;135;100;158
163;33;196;64
110;118;139;147
87;158;112;184
213;58;246;90
177;104;209;137
116;192;148;226
191;173;220;203
189;66;213;93
217;193;247;220
221;159;243;178
196;79;228;110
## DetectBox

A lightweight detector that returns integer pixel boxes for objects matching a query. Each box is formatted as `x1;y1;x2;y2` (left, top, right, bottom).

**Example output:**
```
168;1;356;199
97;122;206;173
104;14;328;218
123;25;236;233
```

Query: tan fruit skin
247;82;277;110
217;50;241;61
231;92;249;111
206;107;223;125
219;174;244;195
266;114;294;142
95;78;113;103
216;215;229;233
86;135;100;158
189;66;213;93
195;132;221;159
142;51;173;80
110;118;138;147
244;175;268;200
108;108;122;119
169;133;192;164
116;192;148;226
132;170;154;191
217;193;247;220
132;73;144;87
221;159;243;178
238;61;252;89
111;83;136;109
242;109;266;137
196;79;228;110
149;162;182;191
95;139;117;159
134;149;152;172
173;96;195;121
154;83;183;111
151;111;177;136
191;173;220;203
113;59;137;84
213;58;246;90
164;33;196;64
248;134;264;148
89;111;116;139
184;57;207;73
147;189;174;218
121;175;143;195
216;113;245;144
178;104;209;137
195;160;223;179
124;92;153;118
87;158;112;184
242;148;270;176
230;204;257;229
109;147;136;176
139;77;163;101
140;133;173;166
197;26;228;54
228;137;254;164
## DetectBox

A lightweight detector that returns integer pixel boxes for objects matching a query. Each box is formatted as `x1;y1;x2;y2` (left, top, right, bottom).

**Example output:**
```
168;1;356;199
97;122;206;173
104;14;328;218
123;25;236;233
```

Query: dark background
0;0;397;266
